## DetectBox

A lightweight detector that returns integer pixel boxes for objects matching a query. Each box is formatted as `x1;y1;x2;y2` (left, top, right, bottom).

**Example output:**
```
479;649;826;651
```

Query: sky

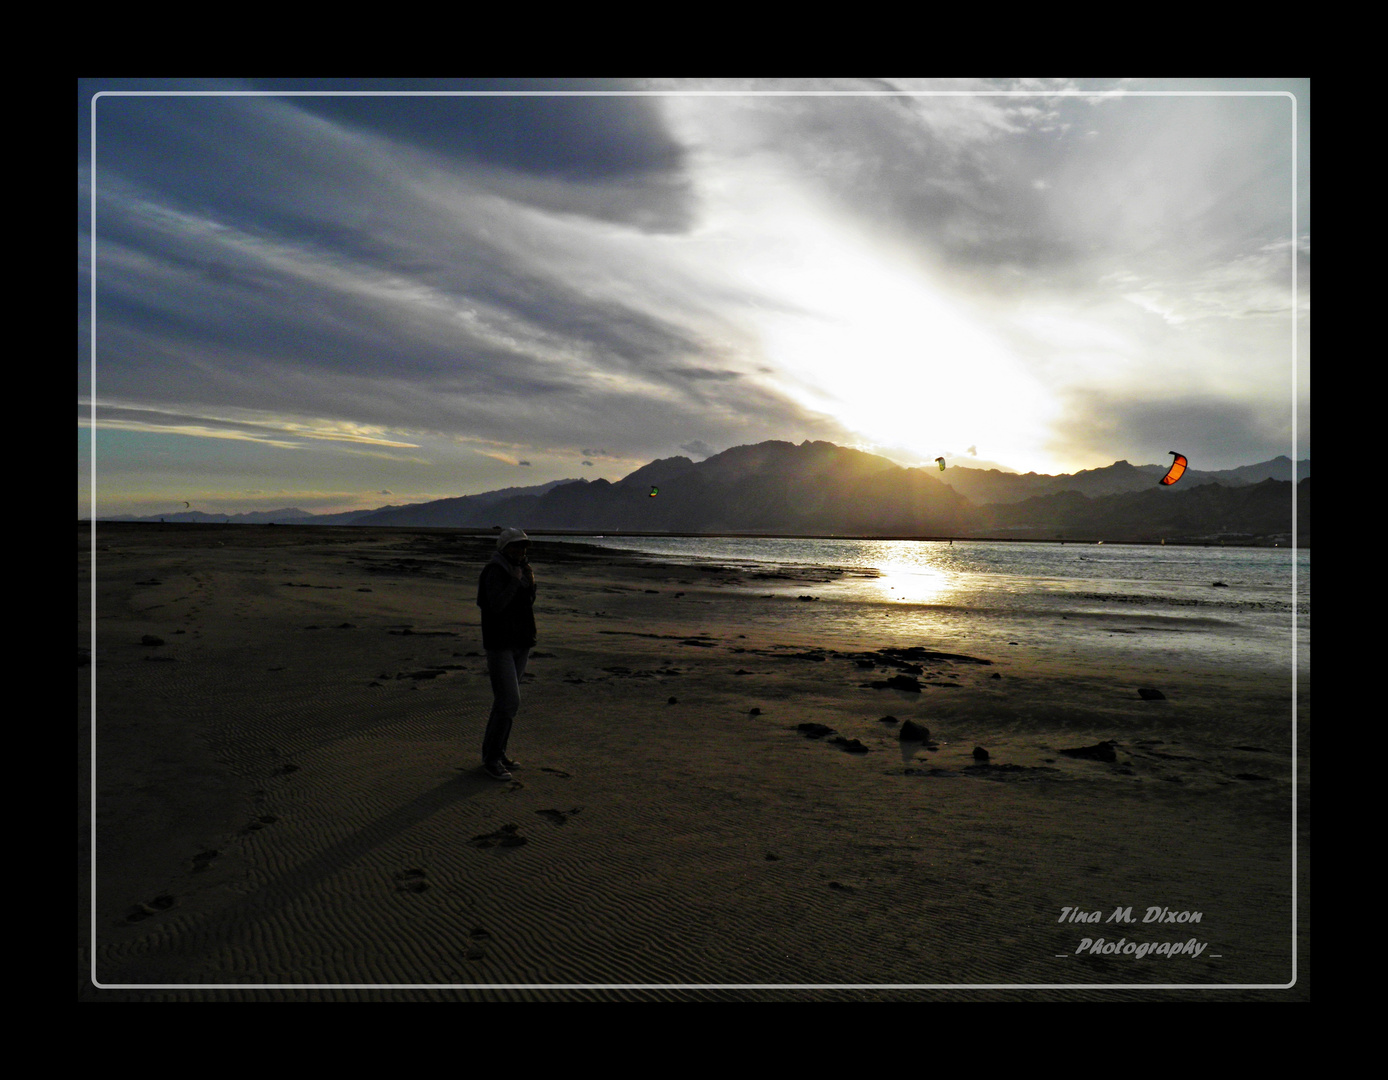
78;78;1309;518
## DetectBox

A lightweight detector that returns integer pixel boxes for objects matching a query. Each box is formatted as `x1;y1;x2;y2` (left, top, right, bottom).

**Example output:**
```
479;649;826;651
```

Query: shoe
500;755;520;770
483;760;512;781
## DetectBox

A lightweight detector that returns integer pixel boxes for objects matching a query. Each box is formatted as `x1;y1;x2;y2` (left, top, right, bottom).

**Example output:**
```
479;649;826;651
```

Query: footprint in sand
535;807;583;826
393;868;430;893
539;767;572;778
190;849;220;872
245;815;278;832
469;823;528;849
127;895;177;921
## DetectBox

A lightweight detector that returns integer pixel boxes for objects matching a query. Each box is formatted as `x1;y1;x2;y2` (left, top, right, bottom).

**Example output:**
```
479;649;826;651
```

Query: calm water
548;535;1309;674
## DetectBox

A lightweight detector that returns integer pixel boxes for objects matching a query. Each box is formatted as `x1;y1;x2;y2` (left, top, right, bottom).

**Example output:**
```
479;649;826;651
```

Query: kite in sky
649;486;659;497
1158;452;1188;486
935;457;946;472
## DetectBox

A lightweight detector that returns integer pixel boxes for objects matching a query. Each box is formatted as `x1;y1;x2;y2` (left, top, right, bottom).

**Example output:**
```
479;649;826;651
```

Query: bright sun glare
755;214;1055;470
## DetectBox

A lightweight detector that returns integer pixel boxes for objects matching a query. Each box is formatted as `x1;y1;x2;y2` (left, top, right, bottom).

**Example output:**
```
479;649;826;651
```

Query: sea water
549;535;1309;675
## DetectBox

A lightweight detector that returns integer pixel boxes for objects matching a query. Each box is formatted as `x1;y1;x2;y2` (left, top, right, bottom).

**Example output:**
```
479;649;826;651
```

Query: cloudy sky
78;78;1309;518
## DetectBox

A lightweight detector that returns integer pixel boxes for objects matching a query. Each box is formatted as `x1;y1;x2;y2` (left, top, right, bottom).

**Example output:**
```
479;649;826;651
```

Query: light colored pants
482;647;530;763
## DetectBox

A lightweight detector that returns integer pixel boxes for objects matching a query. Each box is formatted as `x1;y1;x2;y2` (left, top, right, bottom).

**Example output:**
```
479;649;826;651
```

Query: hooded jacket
477;545;537;650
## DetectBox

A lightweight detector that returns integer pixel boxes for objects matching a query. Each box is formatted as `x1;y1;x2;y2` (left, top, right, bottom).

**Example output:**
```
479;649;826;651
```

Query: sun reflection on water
864;542;963;606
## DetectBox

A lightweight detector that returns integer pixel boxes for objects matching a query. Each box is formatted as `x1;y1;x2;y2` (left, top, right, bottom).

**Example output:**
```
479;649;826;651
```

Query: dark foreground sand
79;524;1309;1000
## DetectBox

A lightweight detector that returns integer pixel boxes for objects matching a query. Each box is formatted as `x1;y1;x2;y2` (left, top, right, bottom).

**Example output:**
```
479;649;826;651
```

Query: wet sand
79;523;1309;1000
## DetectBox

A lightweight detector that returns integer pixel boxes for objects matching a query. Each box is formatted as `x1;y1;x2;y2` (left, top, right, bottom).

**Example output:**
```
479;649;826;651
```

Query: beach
79;523;1309;1000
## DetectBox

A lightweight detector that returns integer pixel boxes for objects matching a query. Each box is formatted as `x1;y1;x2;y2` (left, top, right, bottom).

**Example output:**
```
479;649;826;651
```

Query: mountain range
100;440;1309;544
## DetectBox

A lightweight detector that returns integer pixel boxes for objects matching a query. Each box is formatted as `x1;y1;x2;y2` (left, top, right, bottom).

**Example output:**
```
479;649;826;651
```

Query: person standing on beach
476;527;536;781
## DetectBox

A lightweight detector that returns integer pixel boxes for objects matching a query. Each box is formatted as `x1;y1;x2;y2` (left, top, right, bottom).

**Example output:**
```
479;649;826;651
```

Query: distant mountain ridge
98;441;1309;543
938;455;1310;505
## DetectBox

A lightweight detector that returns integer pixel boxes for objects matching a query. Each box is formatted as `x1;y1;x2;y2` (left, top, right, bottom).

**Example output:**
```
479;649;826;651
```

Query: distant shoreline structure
76;520;1307;549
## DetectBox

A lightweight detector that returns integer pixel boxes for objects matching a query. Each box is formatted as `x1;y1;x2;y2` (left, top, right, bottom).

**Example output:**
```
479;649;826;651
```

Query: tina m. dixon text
1058;906;1202;924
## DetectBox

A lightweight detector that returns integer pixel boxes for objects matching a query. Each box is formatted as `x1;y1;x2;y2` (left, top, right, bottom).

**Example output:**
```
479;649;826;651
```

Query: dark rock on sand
797;723;836;739
899;720;930;742
1058;740;1119;763
830;736;869;753
872;674;922;692
748;707;762;715
140;635;165;647
1137;687;1166;700
973;746;990;761
667;696;678;704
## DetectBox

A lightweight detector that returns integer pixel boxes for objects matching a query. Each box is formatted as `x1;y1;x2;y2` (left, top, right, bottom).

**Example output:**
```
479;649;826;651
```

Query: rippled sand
79;524;1308;1000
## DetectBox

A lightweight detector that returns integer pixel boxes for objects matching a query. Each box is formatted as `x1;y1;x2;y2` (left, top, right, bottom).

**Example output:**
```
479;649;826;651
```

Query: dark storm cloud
278;83;695;233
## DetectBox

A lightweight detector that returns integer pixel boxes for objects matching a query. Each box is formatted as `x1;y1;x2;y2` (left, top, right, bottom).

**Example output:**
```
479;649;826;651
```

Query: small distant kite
935;457;946;472
1158;452;1188;486
649;486;659;498
182;501;190;508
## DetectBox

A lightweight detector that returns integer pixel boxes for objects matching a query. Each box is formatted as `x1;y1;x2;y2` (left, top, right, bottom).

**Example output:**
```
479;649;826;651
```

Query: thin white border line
83;86;1299;993
89;88;1299;100
93;982;1292;991
89;89;100;992
1290;93;1299;989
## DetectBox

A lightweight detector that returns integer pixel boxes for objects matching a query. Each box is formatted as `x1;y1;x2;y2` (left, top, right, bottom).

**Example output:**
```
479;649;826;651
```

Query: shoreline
80;521;1308;550
80;525;1308;999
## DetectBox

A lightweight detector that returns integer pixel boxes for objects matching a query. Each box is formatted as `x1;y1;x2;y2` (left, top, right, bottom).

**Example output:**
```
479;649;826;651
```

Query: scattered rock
899;720;931;742
972;746;990;761
873;674;922;692
748;707;762;716
1058;740;1119;763
667;696;678;705
830;736;869;753
1137;687;1166;700
140;635;164;647
1211;581;1229;587
797;723;836;739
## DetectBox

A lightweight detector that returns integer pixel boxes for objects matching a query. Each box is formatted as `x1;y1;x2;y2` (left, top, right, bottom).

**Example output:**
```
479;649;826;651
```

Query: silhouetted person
476;527;536;781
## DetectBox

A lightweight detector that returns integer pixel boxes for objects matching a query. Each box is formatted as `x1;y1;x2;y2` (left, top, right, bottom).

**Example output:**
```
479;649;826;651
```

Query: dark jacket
477;551;537;650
